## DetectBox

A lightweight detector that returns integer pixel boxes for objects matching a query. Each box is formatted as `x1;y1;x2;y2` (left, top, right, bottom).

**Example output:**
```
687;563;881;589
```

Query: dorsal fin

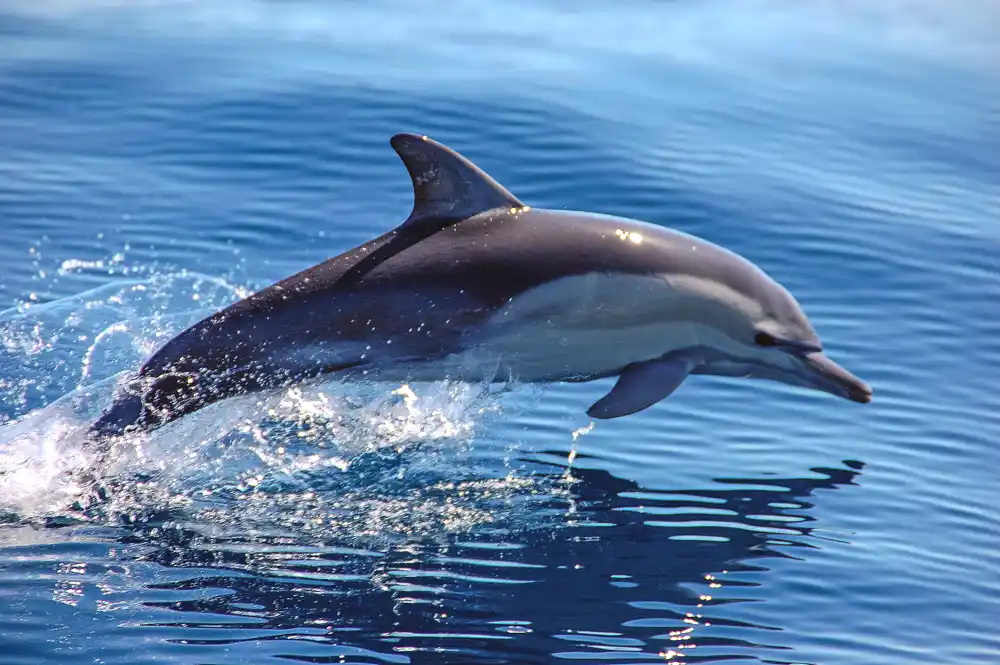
390;133;525;229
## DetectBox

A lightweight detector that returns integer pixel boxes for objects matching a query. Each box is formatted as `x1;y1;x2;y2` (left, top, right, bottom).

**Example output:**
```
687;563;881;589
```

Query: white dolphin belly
376;273;749;383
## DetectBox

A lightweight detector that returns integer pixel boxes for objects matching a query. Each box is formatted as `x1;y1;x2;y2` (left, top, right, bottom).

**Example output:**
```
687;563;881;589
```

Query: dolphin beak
799;352;872;404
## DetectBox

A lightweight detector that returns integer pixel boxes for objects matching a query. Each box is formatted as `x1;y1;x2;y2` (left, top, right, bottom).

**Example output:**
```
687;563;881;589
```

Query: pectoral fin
586;355;696;419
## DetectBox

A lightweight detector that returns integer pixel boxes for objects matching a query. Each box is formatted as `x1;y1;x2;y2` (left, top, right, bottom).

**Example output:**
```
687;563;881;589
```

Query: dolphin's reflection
133;457;864;665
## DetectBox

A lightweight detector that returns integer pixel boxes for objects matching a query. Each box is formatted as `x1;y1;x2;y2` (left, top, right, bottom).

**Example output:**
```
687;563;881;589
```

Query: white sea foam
0;270;521;529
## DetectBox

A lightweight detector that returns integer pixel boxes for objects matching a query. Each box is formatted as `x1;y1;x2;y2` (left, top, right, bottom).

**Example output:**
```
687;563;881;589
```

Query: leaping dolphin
89;133;871;439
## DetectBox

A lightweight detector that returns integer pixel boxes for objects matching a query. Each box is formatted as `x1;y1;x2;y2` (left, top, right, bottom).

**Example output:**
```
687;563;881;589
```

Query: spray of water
0;267;570;542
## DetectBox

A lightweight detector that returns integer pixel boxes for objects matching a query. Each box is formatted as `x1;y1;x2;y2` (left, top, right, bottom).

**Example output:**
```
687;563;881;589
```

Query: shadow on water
114;455;864;665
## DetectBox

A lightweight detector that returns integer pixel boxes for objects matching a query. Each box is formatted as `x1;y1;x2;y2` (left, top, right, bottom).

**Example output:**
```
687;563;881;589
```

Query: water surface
1;2;998;664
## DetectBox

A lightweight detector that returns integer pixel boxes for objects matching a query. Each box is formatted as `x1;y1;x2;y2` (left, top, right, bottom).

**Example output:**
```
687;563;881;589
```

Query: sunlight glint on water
1;1;998;663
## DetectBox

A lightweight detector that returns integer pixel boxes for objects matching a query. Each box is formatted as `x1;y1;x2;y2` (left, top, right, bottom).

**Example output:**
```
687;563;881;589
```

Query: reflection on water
3;455;863;664
178;462;863;665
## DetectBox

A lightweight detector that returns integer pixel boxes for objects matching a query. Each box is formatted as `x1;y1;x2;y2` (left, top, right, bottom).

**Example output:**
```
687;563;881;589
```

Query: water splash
0;269;532;536
0;397;103;521
0;366;511;524
0;271;251;420
565;419;595;472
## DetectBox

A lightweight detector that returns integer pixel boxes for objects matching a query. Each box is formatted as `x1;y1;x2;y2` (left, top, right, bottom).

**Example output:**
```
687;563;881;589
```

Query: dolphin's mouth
799;352;872;404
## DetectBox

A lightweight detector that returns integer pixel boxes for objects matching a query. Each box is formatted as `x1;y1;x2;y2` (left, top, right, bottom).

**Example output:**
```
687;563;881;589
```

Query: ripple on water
0;263;878;664
2;2;999;661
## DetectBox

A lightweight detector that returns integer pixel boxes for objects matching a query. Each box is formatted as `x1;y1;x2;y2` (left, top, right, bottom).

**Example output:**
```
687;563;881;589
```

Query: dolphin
88;133;871;439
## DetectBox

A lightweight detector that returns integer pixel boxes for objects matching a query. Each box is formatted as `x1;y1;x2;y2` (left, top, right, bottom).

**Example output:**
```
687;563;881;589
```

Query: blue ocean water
1;1;998;663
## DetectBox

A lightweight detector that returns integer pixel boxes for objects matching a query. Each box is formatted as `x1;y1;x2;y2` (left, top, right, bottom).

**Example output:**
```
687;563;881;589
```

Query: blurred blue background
1;2;998;664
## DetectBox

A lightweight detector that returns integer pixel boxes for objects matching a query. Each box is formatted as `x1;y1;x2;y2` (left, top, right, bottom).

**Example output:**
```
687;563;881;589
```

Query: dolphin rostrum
89;133;871;439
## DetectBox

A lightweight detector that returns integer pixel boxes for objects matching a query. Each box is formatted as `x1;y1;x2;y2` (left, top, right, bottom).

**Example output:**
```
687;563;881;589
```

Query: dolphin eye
754;332;777;347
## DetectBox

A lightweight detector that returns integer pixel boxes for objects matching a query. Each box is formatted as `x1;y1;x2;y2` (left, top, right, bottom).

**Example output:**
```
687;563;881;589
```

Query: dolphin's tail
71;392;145;506
85;374;189;443
85;370;248;444
85;361;359;445
87;392;145;442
